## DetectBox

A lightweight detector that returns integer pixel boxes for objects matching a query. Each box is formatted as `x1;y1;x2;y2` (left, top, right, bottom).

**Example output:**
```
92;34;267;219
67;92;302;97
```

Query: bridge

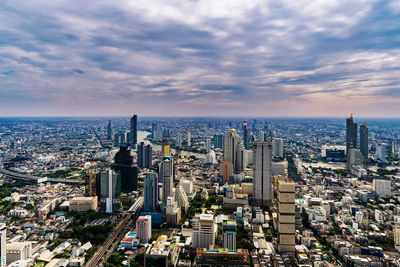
0;168;86;184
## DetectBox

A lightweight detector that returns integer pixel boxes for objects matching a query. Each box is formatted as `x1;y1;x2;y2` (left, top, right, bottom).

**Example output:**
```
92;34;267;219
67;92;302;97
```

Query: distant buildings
192;214;215;249
205;138;211;153
346;115;358;170
96;170;121;213
253;141;273;207
360;122;368;160
137;142;152;169
175;133;182;148
136;215;152;243
144;173;159;212
152;124;162;141
112;146;138;192
187;128;192;147
243;121;250;150
130;115;138;148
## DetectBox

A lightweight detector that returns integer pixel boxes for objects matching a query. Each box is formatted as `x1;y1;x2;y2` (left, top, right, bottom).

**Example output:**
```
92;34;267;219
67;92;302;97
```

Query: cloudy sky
1;0;400;117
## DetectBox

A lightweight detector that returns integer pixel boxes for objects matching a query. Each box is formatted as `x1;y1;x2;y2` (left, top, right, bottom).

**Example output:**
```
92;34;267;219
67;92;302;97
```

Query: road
0;168;85;184
84;197;143;267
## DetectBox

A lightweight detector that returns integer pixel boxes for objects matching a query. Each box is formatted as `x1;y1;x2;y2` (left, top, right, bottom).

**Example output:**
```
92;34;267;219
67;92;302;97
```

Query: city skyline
1;1;400;117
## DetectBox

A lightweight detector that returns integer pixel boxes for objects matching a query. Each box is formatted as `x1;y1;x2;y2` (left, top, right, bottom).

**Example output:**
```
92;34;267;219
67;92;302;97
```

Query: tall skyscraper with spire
360;122;368;160
130;115;138;149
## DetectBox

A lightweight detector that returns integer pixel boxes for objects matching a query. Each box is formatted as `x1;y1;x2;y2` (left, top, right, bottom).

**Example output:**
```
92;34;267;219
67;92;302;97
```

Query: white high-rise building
205;150;217;164
272;138;284;158
136;215;151;244
205;138;211;153
376;143;387;162
176;133;183;148
192;214;215;249
6;242;32;266
160;157;174;203
187;129;192;147
373;179;391;198
0;223;6;267
253;141;273;207
181;180;193;195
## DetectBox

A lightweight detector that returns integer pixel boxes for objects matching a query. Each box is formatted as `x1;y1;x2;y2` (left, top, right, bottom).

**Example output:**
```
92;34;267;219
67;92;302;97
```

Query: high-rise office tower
176;133;183;148
112;146;138;192
107;120;112;140
223;129;241;168
160;156;174;203
205;138;211;153
192;214;215;249
161;138;170;158
187;128;192;147
259;131;266;142
175;186;189;212
253;141;273;207
360;122;368;160
144;172;159;212
243;121;250;150
346;114;358;152
96;170;121;213
213;135;224;149
272;138;284;158
162;129;170;138
235;143;247;171
136;215;152;243
137;142;152;169
130;115;138;149
278;181;296;252
222;220;237;251
376;143;387;163
0;223;5;267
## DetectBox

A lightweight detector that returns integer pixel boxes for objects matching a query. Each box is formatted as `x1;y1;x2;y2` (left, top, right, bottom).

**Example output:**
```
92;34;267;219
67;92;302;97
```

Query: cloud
0;0;399;116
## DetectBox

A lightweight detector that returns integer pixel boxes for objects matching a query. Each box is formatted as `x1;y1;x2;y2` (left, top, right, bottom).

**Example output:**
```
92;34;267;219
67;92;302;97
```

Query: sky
1;0;400;117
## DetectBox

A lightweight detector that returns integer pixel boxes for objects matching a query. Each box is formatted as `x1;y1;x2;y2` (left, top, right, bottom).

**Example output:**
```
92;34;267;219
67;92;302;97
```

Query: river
137;131;206;159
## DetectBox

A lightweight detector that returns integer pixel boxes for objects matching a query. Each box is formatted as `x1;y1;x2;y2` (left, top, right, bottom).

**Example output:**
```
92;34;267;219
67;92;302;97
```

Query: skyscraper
176;132;183;148
192;214;215;249
243;121;250;150
96;170;121;213
346;114;358;152
130;115;138;149
205;138;211;153
161;138;170;158
360;122;368;160
175;186;189;212
112;146;138;192
253;141;273;207
107;120;112;140
187;128;192;147
223;129;240;168
272;138;284;158
160;156;174;203
136;215;152;243
0;223;5;267
137;142;153;169
144;172;159;212
213;134;224;149
278;181;296;252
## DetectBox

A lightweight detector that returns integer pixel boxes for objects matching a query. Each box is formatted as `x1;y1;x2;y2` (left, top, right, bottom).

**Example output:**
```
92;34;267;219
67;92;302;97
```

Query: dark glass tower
137;142;153;169
360;122;368;159
243;121;250;150
112;146;138;192
107;120;112;140
130;115;138;149
346;114;358;152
